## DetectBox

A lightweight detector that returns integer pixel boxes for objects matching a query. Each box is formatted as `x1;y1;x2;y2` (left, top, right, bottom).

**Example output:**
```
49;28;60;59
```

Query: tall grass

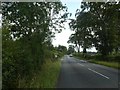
18;59;61;88
89;60;119;69
73;53;120;69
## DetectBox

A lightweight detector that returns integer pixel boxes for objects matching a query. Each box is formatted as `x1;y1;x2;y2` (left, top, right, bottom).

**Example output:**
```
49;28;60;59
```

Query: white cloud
52;0;80;49
52;21;74;48
0;14;2;27
61;0;82;3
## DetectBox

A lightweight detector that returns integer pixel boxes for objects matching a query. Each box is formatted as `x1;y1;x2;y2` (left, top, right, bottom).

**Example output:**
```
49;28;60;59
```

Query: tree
68;11;93;53
68;2;120;56
68;33;81;53
81;2;120;55
67;45;75;54
2;2;69;88
57;45;67;54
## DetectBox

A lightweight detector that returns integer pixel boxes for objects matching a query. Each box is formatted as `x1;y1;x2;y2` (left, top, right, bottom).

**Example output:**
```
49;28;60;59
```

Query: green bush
2;36;46;88
2;36;62;88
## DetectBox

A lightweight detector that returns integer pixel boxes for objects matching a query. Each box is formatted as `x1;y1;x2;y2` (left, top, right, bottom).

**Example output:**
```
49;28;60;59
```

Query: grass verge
73;55;119;69
19;59;61;88
89;60;119;69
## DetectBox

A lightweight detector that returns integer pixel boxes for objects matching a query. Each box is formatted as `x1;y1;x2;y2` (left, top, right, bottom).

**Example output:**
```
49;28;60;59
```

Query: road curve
56;55;119;88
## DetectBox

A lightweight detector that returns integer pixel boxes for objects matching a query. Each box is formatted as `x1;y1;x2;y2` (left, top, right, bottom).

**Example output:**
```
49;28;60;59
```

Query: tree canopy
2;2;69;88
68;2;120;55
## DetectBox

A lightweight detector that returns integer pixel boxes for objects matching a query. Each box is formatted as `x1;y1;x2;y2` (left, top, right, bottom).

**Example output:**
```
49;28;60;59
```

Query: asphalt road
57;55;119;88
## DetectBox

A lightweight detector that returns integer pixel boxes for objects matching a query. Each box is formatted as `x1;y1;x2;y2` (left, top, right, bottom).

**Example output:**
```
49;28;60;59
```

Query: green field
73;54;120;69
89;60;119;69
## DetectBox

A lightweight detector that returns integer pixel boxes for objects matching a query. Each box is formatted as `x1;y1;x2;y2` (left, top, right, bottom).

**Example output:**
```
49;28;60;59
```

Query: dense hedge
2;2;68;88
2;33;64;88
73;53;120;62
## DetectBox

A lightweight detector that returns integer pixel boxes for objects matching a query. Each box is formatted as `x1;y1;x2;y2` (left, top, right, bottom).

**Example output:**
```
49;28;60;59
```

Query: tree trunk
115;47;118;54
83;48;87;53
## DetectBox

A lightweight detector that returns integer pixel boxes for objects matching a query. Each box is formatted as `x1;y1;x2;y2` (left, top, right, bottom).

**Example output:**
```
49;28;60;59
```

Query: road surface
57;55;119;88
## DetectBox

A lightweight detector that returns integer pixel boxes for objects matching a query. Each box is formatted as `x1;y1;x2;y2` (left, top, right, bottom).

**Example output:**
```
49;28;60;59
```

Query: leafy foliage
67;45;75;54
2;2;69;88
68;2;120;56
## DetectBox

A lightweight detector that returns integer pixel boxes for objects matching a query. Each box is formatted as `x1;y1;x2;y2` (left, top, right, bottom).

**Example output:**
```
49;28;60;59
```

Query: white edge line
88;68;110;79
78;63;84;66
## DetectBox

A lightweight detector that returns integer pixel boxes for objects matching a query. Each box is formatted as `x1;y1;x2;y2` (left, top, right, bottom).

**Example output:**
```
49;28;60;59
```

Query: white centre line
78;63;84;66
88;68;110;79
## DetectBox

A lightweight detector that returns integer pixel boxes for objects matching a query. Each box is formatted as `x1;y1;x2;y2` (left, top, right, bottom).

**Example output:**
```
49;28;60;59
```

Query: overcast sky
0;14;1;27
52;0;81;48
52;0;97;52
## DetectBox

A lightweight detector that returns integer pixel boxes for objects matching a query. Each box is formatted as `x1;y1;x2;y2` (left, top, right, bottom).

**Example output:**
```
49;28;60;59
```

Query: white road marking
78;63;84;66
92;64;96;65
67;56;69;58
88;68;110;79
80;60;87;63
